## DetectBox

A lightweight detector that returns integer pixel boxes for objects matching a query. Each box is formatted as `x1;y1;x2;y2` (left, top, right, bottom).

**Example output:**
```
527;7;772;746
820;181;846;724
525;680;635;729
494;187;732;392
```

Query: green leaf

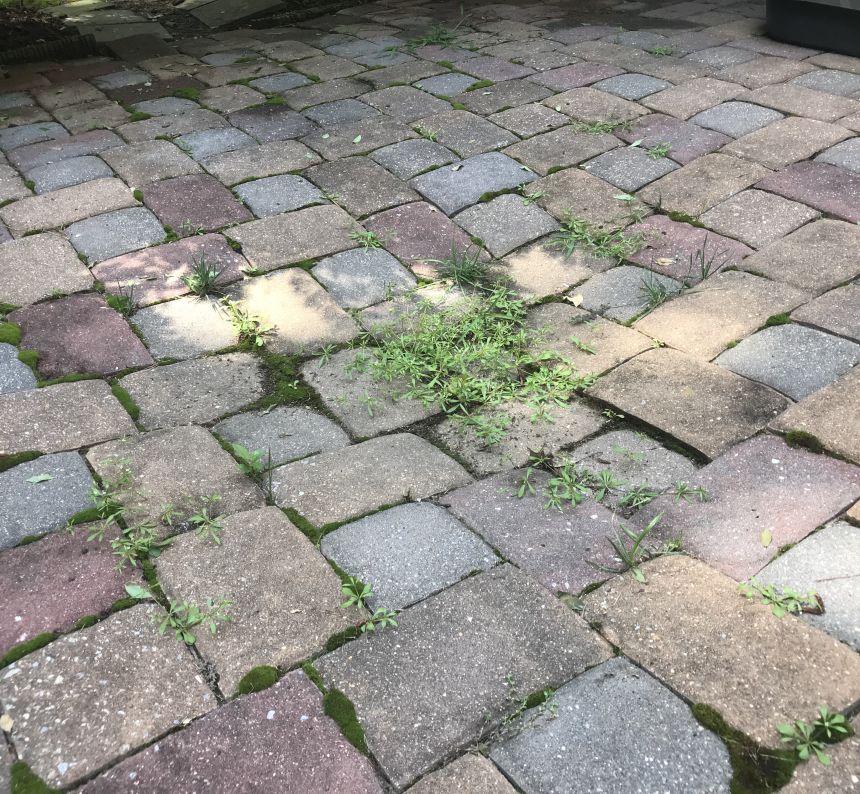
125;583;151;599
26;473;52;483
352;135;362;143
760;527;772;547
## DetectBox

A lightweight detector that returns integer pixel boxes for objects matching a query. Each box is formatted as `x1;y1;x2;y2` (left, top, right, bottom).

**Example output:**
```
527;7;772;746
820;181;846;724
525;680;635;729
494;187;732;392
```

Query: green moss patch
465;79;493;91
1;632;56;669
783;430;824;454
10;762;61;794
0;321;22;346
323;625;360;653
253;349;311;408
173;87;200;100
37;372;100;388
284;508;322;545
0;450;42;473
110;382;140;421
17;348;39;369
234;665;280;696
764;313;791;327
323;688;368;754
302;661;326;692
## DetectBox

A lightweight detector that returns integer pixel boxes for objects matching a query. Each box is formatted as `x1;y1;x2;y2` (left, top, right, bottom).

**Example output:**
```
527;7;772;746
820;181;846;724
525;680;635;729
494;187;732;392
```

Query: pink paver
755;161;860;223
142;174;252;235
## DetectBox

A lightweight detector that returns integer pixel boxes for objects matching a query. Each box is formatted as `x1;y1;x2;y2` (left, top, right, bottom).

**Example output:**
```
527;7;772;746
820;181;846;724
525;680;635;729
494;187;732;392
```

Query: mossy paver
405;754;515;794
740;83;859;122
27;155;114;194
0;521;133;657
8;129;122;172
273;433;472;525
321;502;497;610
0;232;92;307
132;295;238;360
441;469;619;593
100;140;201;186
66;207;166;262
771;366;860;465
80;670;381;794
156;507;360;695
791;283;860;342
758;520;860;649
754;160;860;223
700;188;819;249
644;435;860;579
10;294;153;378
584;555;860;745
617;112;730;164
301;116;416;160
635;271;809;360
739;219;860;294
575;264;681;323
119;352;265;430
0;177;135;235
225;204;355;271
496;241;598;302
413;110;517;159
715;324;860;400
0;451;93;550
200;139;321;185
590;348;790;459
92;233;247;306
0;604;215;787
87;424;263;526
503;127;619;176
317;565;610;788
433;399;607;477
311;248;416;309
491;657;732;793
0;380;137;455
233;174;323;217
454;194;558;257
248;72;311;94
198;83;265;114
142;174;251;235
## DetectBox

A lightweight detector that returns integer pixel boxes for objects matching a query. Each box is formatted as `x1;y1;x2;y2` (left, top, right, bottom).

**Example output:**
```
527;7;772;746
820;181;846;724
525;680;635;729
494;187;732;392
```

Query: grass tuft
549;215;644;262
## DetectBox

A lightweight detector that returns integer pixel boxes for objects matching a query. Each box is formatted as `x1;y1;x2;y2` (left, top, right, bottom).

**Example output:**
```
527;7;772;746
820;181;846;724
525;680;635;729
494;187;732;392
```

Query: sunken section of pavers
101;140;201;186
432;399;607;477
311;248;416;309
301;349;437;437
66;207;165;263
637;152;769;216
792;283;860;342
119;353;265;430
0;342;36;394
715;324;860;400
534;167;648;228
758;521;860;650
305;157;417;218
10;294;153;378
643;435;860;580
225;204;355;271
0;177;134;235
626;214;752;281
453;194;558;257
300;116;416;160
0;521;130;656
754;161;860;223
495;241;598;302
213;405;349;468
771;366;860;465
575;265;682;323
526;303;652;375
616;113;730;165
689;100;784;138
370;138;456;181
0;380;136;455
410;153;535;215
142;174;251;235
491;657;732;794
273;433;472;526
780;716;860;794
722;117;850;170
405;754;516;794
635;271;809;360
229;269;358;355
590;348;790;459
87;425;263;525
739;219;860;294
316;564;611;789
364;201;476;273
132;296;237;360
700;189;819;250
156;507;359;696
79;670;381;794
321;503;496;610
583;555;860;746
233;174;322;217
581;146;678;193
0;604;215;786
201;140;322;186
0;232;92;306
440;469;619;594
0;452;93;550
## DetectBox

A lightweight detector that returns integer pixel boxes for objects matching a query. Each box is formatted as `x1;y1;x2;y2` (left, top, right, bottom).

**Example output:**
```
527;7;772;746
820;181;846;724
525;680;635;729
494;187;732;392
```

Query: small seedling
646;143;670;159
639;272;681;313
739;579;823;618
349;228;383;249
617;483;659;509
179;220;206;236
318;344;336;366
107;282;136;317
519;185;545;206
672;481;707;503
778;708;849;765
181;253;223;296
231;444;265;477
112;521;171;570
568;335;595;354
341;577;372;610
361;607;397;632
188;495;224;544
156;597;233;645
649;45;674;56
222;298;271;347
415;125;439;141
589;513;680;582
571;119;631;134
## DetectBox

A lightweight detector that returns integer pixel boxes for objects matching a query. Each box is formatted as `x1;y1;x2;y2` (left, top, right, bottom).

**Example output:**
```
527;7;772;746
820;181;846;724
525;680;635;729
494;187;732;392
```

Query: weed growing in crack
341;576;372;609
639;272;683;313
571;119;632;134
126;585;233;645
361;607;397;633
519;184;545;205
778;707;850;765
403;17;468;50
739;579;823;618
181;253;223;296
349;228;384;249
222;298;271;347
415;125;439;141
106;282;136;317
483;674;558;745
549;215;645;262
188;495;224;545
646;142;671;159
428;243;491;287
589;513;682;583
649;45;674;56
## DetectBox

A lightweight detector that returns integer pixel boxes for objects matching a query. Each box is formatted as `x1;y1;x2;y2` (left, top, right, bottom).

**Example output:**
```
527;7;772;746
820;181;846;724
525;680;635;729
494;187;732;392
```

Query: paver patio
0;0;858;791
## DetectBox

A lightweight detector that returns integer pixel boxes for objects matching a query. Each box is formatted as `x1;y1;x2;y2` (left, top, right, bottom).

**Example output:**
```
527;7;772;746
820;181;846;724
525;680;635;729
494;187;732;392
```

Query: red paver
142;174;252;235
530;62;624;91
755;161;860;223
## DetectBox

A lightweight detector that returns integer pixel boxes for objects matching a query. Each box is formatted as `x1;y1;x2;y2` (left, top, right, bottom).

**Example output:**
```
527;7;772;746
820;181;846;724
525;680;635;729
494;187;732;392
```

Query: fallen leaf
760;528;772;548
352;134;362;144
629;138;643;147
614;193;635;202
26;474;52;484
451;164;463;171
567;294;584;307
0;714;12;732
554;105;562;112
654;257;674;267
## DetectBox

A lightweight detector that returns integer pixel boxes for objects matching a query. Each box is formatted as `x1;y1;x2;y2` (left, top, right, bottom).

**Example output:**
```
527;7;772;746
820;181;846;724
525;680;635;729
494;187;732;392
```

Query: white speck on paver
267;709;276;720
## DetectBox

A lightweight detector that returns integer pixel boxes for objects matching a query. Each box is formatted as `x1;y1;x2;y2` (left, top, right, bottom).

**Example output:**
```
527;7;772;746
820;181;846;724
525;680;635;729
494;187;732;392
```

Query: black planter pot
767;0;860;57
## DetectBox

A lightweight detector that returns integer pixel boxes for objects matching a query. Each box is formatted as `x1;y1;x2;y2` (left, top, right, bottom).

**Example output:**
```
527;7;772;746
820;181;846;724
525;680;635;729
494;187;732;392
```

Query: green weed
549;215;644;262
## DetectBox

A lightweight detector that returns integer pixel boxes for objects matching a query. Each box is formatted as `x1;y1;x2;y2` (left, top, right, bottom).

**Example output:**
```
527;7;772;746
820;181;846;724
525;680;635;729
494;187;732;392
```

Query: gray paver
201;139;321;186
233;174;323;217
758;521;860;650
0;121;68;152
410;153;535;215
0;342;36;394
489;103;568;138
453;194;558;257
582;146;679;192
212;405;350;468
491;657;732;794
101;140;201;186
0;605;214;786
273;433;472;526
370;138;456;181
576;265;682;323
792;68;860;96
157;507;359;695
416;110;517;158
228;105;316;142
175;127;255;160
0;452;94;550
815;136;860;173
715;323;860;400
311;247;416;308
316;565;610;789
7;129;121;172
66;207;165;263
27;155;113;194
405;755;516;794
249;71;311;93
133;96;199;116
502;127;619;176
792;283;860;342
302;98;380;127
690;100;784;137
592;72;671;99
414;72;479;96
321;502;497;610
